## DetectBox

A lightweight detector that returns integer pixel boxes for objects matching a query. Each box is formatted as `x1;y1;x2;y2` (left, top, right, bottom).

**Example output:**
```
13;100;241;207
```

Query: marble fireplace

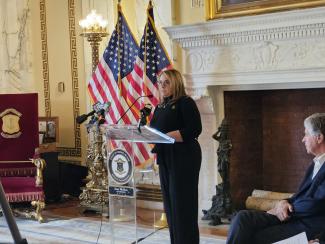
165;7;325;211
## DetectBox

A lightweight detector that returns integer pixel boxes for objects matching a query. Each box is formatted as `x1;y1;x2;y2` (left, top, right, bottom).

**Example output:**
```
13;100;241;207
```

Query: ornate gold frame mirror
206;0;325;20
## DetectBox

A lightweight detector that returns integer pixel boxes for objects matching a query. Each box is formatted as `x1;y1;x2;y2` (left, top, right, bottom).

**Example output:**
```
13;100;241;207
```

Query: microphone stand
137;115;147;133
137;104;153;133
116;95;152;124
0;179;28;244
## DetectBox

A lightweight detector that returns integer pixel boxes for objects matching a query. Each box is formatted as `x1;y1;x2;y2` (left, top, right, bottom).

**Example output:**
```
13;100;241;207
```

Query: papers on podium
273;232;308;244
104;125;175;144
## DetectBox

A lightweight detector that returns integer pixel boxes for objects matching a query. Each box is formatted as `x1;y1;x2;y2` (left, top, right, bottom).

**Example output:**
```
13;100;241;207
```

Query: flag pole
117;2;123;95
146;0;168;229
142;4;150;99
147;1;172;66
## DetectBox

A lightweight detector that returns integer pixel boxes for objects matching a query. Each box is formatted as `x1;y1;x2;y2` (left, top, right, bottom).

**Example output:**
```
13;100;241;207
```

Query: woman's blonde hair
158;69;187;103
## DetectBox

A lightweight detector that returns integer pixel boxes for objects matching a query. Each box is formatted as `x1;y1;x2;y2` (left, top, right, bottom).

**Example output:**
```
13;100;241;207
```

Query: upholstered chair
0;93;46;222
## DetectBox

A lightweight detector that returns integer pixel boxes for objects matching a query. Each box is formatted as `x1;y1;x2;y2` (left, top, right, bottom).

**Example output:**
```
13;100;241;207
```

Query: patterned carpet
0;217;226;244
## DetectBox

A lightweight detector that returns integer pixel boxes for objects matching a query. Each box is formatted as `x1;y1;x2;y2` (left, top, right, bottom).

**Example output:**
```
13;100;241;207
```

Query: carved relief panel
185;38;325;75
0;0;33;93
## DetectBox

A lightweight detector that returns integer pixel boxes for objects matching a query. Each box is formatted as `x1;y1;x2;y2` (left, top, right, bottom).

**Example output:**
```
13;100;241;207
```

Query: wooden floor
42;197;228;240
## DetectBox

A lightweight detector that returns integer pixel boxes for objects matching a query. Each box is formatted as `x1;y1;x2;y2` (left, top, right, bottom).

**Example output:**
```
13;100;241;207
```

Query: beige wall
174;0;205;25
31;0;87;163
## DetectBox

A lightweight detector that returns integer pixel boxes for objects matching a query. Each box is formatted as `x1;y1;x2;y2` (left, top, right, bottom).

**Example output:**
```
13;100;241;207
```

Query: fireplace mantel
164;6;325;98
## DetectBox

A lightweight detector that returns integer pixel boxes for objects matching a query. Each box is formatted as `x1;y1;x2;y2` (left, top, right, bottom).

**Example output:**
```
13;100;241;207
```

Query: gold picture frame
38;117;59;152
206;0;325;20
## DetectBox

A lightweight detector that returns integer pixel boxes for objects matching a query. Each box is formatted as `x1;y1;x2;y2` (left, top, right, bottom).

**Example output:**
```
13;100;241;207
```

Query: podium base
112;208;133;222
154;212;168;228
112;215;133;222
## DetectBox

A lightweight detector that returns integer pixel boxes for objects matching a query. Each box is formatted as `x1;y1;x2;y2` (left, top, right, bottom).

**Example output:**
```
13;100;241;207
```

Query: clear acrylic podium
103;124;174;244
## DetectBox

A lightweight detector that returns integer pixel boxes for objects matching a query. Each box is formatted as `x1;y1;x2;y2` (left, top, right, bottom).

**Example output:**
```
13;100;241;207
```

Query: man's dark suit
227;162;325;244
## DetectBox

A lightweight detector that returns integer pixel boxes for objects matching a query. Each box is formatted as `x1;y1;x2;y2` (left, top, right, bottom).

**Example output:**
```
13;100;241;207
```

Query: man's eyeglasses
157;80;170;86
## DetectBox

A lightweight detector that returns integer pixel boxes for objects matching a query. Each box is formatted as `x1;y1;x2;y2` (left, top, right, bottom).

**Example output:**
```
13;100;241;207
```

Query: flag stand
154;212;168;228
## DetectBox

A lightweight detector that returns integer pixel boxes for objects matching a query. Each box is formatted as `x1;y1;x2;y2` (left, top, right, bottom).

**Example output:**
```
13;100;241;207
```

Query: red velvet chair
0;93;46;222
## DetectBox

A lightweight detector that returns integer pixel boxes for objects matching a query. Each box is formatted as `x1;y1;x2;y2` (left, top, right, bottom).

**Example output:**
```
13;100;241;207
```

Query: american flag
88;2;171;167
88;5;139;116
126;0;172;109
126;1;172;167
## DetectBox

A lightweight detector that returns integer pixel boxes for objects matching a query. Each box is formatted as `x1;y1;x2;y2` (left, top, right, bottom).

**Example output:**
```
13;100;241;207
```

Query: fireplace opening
224;88;325;209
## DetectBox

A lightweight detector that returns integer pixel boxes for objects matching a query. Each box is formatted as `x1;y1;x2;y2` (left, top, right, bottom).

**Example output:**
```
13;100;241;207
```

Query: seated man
227;113;325;244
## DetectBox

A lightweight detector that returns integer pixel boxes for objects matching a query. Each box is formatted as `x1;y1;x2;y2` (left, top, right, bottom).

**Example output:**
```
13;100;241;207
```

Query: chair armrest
32;158;46;187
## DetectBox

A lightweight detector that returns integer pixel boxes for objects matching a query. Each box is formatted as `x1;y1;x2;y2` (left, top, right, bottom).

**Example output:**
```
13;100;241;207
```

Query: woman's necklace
158;102;169;108
158;96;172;108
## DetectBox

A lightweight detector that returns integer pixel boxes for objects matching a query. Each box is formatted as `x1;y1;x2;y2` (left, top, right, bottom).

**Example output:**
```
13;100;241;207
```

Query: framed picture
38;117;59;145
206;0;325;20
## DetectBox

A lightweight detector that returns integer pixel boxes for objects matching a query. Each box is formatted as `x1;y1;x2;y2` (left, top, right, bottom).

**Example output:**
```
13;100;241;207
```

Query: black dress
150;95;202;244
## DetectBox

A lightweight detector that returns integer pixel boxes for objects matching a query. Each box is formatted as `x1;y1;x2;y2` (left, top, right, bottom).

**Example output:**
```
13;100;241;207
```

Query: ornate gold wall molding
40;0;51;117
40;0;82;157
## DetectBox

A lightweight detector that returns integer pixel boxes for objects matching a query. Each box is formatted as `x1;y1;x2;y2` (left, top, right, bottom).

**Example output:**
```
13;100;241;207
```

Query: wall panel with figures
0;0;34;93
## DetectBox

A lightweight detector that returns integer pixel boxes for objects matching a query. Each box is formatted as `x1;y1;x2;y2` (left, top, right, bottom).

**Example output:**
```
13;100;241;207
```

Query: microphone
116;94;153;124
76;110;96;124
76;102;111;124
88;109;106;125
140;104;153;120
96;109;106;125
138;103;153;133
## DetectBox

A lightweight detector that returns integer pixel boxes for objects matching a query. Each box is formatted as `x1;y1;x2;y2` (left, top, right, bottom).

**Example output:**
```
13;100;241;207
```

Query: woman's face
158;73;172;98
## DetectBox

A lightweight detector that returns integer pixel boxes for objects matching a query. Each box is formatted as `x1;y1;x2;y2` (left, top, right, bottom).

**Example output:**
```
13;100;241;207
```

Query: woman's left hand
166;130;183;142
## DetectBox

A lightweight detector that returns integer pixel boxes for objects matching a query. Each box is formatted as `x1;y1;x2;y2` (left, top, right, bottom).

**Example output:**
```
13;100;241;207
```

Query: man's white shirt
312;153;325;179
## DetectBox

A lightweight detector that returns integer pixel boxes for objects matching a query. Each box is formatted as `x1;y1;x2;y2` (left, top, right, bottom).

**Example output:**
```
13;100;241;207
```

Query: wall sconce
58;82;65;93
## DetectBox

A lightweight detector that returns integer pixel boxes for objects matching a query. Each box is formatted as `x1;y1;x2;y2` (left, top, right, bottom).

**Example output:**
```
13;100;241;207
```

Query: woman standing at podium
150;69;202;244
